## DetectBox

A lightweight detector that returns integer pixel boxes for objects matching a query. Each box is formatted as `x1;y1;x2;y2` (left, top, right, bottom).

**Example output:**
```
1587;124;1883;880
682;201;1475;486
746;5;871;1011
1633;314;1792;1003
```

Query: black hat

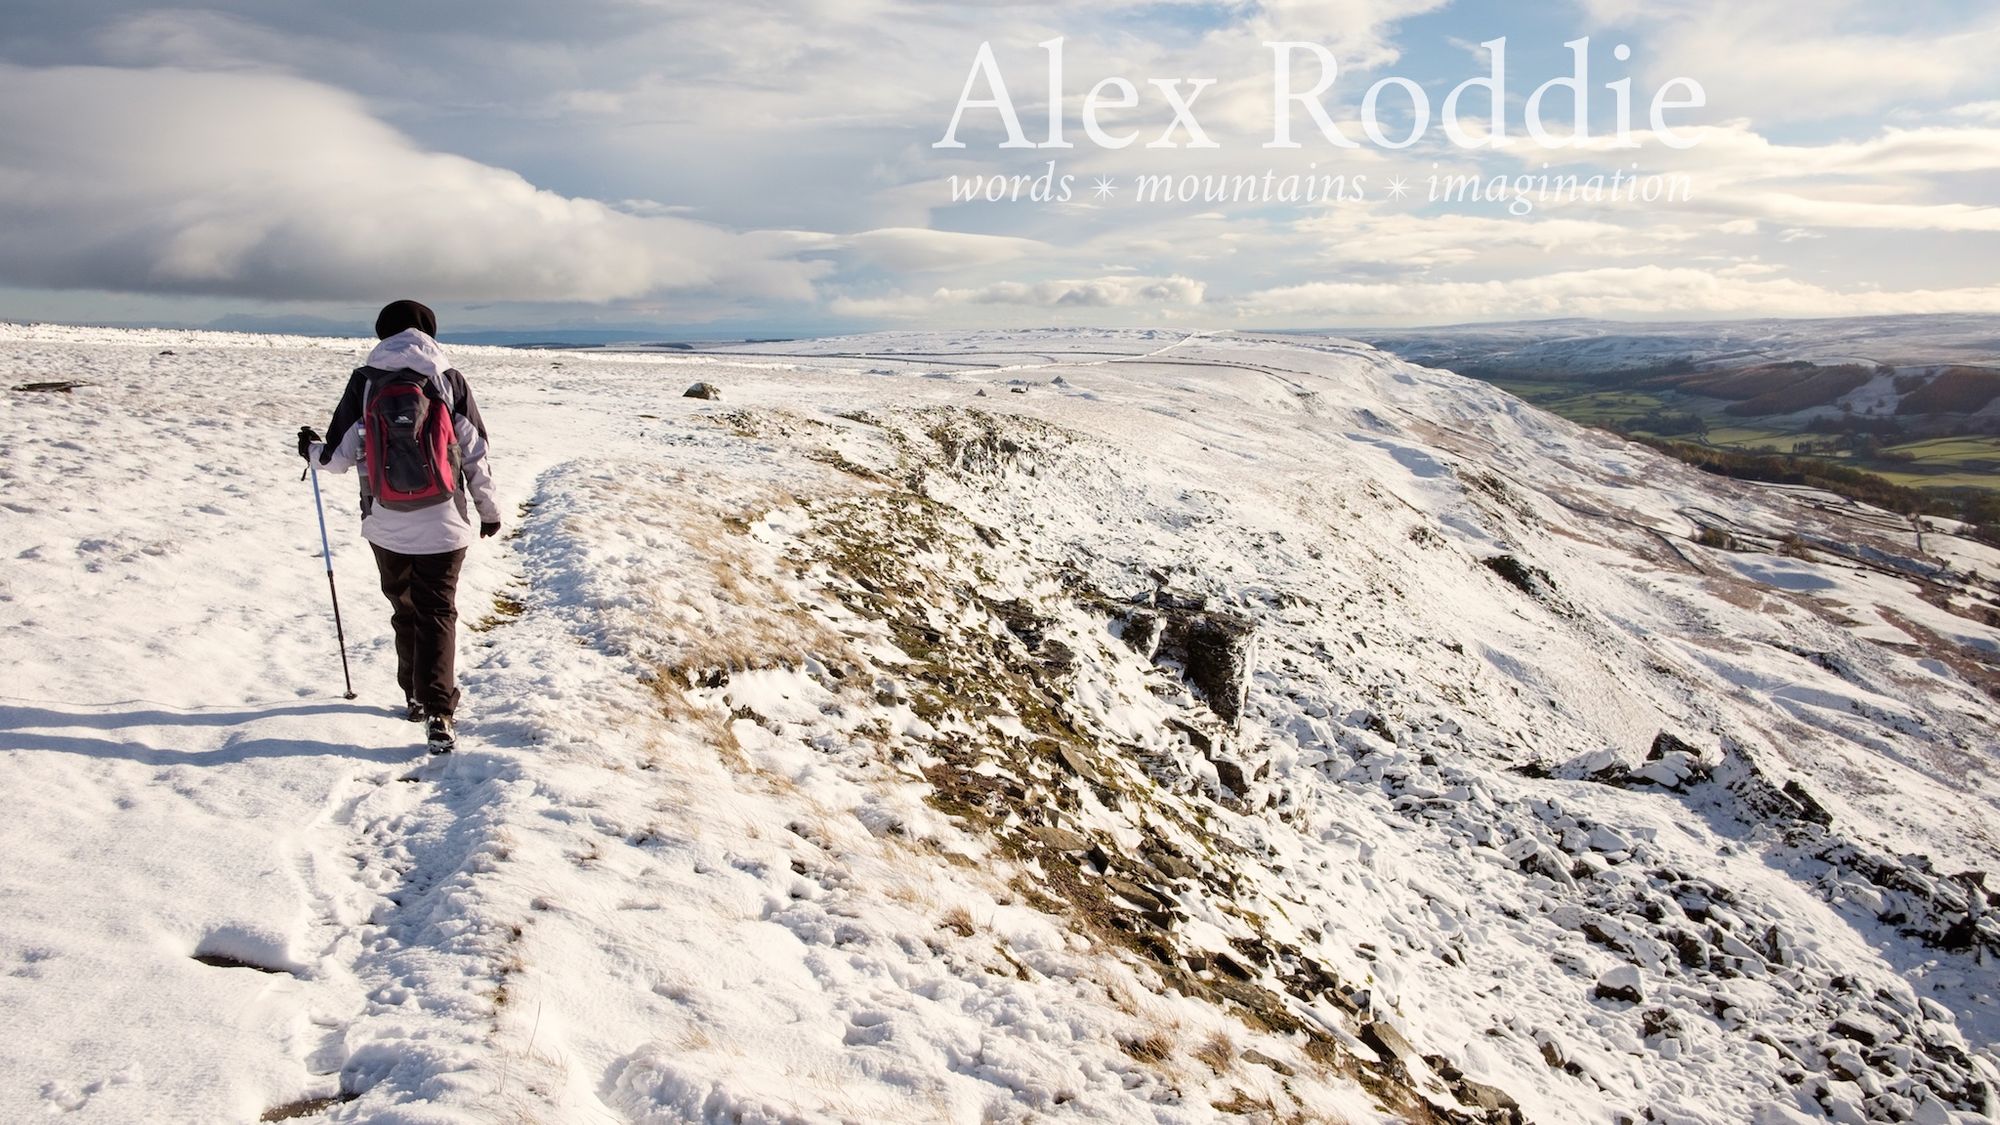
374;299;438;340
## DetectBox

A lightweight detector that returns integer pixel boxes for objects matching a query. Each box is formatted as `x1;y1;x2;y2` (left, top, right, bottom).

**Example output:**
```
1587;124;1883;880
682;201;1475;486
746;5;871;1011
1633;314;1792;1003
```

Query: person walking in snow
294;300;501;753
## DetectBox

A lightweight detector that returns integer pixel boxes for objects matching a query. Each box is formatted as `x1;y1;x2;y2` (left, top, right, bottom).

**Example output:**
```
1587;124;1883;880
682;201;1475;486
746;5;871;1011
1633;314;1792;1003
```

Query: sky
2;0;1999;335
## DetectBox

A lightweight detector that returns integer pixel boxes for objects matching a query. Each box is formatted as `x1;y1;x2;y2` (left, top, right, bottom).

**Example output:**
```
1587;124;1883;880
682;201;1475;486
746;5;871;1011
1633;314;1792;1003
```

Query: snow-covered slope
1;324;1996;1124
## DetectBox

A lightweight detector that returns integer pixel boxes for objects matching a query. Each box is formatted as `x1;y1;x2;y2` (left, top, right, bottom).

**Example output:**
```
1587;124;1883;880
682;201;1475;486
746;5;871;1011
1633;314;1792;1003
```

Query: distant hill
1362;315;2000;496
1356;313;2000;373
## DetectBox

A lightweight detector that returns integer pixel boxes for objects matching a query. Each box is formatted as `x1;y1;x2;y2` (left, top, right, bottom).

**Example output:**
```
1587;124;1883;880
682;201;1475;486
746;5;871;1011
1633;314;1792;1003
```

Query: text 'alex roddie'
934;37;1707;153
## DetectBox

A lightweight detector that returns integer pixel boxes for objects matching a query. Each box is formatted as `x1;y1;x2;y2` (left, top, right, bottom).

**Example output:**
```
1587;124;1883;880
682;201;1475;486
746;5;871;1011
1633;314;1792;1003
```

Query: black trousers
369;544;466;716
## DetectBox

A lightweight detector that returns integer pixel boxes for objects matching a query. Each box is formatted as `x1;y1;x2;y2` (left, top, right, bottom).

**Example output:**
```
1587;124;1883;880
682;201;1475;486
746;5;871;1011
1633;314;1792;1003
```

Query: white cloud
834;228;1048;272
1241;0;1456;69
1631;121;2000;180
1950;101;2000;124
1576;0;2000;122
4;1;1997;332
1293;209;1694;267
830;274;1206;318
1702;193;2000;233
1494;119;2000;233
0;64;824;303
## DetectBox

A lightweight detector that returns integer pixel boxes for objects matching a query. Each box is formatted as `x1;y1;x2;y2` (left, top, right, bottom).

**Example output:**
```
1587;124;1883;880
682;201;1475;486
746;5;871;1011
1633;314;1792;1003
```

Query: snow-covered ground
1;323;1996;1124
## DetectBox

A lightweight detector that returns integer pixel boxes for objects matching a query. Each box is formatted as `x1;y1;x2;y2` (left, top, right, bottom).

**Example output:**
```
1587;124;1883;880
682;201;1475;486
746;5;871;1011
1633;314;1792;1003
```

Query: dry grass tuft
939;905;978;937
1120;1029;1174;1065
1194;1030;1237;1072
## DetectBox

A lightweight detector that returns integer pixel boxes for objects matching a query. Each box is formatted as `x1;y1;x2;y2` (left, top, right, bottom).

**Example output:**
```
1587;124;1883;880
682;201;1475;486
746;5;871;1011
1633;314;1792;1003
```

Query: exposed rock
1583;918;1633;954
1781;779;1835;828
1164;716;1213;753
1240;1048;1295;1076
1482;554;1556;598
1650;731;1702;760
1667;928;1711;969
1833;1011;1893;1047
1054;745;1104;785
683;381;722;400
1592;736;1838;839
1102;876;1171;913
1826;1047;1867;1082
1459;1079;1522;1119
1126;593;1256;722
1029;826;1090;853
991;598;1046;647
1714;744;1835;830
1360;1018;1420;1071
1142;848;1199;881
921;411;1039;476
1211;756;1249;797
1202;951;1254;982
1116;610;1164;658
1594;965;1644;1003
1588;825;1635;854
1589;731;1712;791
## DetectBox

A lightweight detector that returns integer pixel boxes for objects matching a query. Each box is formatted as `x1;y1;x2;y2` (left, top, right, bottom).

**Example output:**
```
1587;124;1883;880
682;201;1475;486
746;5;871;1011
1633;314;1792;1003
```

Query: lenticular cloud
0;64;820;303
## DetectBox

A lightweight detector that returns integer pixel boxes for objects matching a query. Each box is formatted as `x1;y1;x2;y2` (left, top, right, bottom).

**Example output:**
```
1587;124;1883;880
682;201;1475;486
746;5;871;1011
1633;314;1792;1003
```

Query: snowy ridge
1;325;1997;1123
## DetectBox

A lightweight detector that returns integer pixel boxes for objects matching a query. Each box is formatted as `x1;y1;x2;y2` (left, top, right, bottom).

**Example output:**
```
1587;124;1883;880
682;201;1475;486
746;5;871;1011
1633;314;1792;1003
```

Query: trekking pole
304;460;359;700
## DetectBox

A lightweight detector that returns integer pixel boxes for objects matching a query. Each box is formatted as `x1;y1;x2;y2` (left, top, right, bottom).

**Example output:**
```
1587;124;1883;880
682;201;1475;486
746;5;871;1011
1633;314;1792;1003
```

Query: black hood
374;299;438;340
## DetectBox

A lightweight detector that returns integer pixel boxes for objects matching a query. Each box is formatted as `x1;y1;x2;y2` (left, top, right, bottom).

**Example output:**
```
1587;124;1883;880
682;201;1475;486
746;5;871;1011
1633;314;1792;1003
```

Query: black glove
297;426;320;459
480;521;501;539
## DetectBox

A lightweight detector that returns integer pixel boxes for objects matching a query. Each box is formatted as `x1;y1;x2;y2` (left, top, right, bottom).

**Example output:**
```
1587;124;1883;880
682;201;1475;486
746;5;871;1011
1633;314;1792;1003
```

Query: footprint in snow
842;1008;896;1046
39;1067;139;1113
12;947;58;979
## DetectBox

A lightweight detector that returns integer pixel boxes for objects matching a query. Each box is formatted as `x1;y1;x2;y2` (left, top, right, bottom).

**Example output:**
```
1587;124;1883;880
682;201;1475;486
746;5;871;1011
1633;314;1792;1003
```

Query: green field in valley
1882;435;2000;464
1871;435;2000;490
1479;377;2000;497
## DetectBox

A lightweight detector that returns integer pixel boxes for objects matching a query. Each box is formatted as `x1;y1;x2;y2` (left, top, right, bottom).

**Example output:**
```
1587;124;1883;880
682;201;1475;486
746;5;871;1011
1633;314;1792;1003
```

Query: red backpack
363;370;461;510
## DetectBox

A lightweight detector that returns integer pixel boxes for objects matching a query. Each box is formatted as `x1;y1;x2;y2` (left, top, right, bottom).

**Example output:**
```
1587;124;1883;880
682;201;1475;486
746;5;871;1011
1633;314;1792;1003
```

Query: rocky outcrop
1115;591;1256;722
1591;732;2000;963
1482;554;1556;599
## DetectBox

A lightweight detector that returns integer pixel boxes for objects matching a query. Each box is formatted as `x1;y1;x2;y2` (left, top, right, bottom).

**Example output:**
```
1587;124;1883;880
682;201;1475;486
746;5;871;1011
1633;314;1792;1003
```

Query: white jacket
311;331;501;555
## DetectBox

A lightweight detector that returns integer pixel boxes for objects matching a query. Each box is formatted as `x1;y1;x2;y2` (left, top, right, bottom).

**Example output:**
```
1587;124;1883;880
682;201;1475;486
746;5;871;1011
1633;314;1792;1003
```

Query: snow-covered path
0;333;533;1120
2;324;1997;1124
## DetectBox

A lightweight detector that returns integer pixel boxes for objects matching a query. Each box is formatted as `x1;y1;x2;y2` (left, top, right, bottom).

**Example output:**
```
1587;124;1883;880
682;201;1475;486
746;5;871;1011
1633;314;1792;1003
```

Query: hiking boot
426;713;456;754
404;698;425;723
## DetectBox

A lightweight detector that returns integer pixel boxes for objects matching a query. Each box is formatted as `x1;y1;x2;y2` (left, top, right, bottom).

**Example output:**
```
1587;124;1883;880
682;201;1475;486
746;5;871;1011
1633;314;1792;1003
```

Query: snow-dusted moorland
1;324;1996;1125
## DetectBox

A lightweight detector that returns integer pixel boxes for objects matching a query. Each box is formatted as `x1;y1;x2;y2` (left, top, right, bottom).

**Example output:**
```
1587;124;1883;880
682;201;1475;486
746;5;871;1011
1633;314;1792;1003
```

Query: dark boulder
1114;592;1255;721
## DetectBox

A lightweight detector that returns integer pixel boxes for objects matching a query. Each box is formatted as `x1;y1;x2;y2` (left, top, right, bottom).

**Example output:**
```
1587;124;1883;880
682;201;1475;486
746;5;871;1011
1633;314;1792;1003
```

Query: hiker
294;300;501;752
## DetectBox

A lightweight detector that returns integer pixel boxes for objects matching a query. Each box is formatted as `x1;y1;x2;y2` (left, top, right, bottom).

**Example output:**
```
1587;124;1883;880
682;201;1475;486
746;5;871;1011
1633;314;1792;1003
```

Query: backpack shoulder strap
319;367;371;464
